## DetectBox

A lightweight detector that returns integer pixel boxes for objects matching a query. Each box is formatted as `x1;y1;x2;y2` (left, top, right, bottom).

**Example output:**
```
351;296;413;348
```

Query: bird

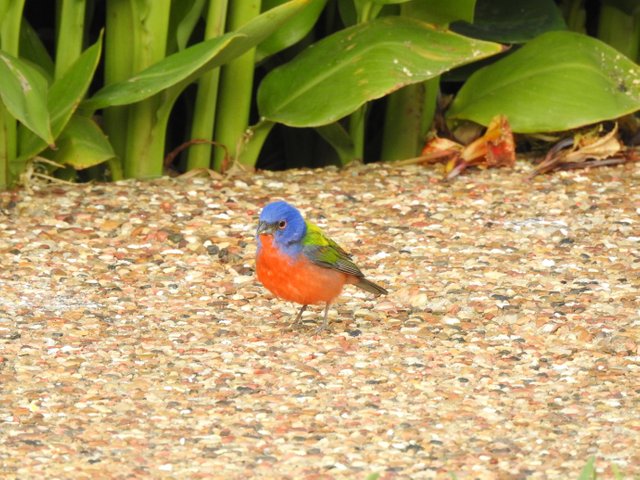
255;200;387;332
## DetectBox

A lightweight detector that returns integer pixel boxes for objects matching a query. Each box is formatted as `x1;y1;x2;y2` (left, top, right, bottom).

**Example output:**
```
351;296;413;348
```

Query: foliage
0;0;315;188
448;30;640;132
577;456;629;480
0;0;639;189
258;17;502;127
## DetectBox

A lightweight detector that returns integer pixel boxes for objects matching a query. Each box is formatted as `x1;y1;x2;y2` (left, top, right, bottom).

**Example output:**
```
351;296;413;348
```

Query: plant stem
349;105;367;161
355;0;381;23
598;3;638;61
565;0;586;33
124;96;165;178
0;0;24;53
0;0;25;188
0;102;11;189
380;84;424;162
213;0;261;172
357;2;373;23
107;156;123;181
316;123;354;165
380;3;440;163
420;76;439;137
55;0;86;79
122;0;171;178
104;0;134;172
236;120;274;168
344;1;382;165
379;76;438;162
186;1;228;171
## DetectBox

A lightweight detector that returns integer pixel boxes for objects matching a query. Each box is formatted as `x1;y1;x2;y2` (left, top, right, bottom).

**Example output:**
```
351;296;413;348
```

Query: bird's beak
257;221;276;235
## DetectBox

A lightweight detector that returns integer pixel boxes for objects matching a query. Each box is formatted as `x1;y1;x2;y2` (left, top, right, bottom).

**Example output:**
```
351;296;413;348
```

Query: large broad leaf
258;16;503;127
447;31;640;133
0;51;53;144
256;0;327;62
451;0;566;44
19;35;102;160
50;115;115;170
229;0;317;58
83;34;242;111
84;0;315;111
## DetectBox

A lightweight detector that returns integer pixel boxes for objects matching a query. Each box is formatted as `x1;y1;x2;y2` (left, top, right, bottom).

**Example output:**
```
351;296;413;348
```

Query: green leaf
353;0;382;22
84;0;315;111
598;2;639;62
0;50;53;144
577;457;596;480
19;18;55;79
256;0;327;62
404;0;476;25
169;0;207;52
451;0;566;44
83;33;243;111
337;2;357;26
19;34;102;160
49;36;103;134
50;115;115;170
603;0;640;15
258;16;503;127
232;0;319;55
447;30;640;133
373;0;412;4
611;464;624;480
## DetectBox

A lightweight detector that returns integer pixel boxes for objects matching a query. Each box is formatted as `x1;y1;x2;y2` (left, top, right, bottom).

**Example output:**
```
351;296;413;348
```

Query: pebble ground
0;162;638;478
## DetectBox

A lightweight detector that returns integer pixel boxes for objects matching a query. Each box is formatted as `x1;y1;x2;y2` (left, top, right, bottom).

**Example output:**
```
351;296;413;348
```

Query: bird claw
289;316;305;330
314;318;331;335
287;320;302;330
283;304;333;334
313;324;328;334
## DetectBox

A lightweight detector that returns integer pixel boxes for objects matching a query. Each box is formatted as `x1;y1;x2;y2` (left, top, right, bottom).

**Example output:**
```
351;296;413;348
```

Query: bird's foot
286;305;308;330
314;323;331;334
314;305;331;334
287;320;302;330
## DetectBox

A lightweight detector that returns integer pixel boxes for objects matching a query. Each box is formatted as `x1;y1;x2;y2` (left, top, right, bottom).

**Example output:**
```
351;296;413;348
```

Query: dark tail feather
355;277;388;296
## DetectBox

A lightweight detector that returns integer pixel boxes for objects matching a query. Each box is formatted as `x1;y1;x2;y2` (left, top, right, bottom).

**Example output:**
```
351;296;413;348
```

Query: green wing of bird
301;221;364;277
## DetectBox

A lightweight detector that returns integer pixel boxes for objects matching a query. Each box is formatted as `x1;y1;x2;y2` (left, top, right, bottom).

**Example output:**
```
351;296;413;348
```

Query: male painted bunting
256;200;387;332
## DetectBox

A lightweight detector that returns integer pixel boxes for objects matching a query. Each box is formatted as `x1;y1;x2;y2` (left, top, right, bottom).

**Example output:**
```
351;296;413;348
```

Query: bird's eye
278;220;287;230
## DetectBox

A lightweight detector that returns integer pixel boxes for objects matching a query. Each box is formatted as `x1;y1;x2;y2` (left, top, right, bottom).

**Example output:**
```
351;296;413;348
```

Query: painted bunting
256;200;387;332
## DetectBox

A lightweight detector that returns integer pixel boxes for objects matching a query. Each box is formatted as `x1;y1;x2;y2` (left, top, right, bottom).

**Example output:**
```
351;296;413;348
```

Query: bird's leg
291;304;308;327
315;303;331;334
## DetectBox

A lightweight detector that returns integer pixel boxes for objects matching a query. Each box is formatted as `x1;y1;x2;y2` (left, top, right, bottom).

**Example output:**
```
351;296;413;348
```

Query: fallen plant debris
445;115;516;180
398;115;516;179
17;157;77;194
399;118;640;181
530;123;638;177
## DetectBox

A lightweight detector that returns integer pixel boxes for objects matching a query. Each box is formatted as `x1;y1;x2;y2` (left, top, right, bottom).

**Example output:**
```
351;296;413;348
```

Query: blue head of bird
257;201;307;255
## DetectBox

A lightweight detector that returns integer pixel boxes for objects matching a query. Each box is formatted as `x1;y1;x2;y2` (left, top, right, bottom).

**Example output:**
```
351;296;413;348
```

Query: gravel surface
1;163;639;479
